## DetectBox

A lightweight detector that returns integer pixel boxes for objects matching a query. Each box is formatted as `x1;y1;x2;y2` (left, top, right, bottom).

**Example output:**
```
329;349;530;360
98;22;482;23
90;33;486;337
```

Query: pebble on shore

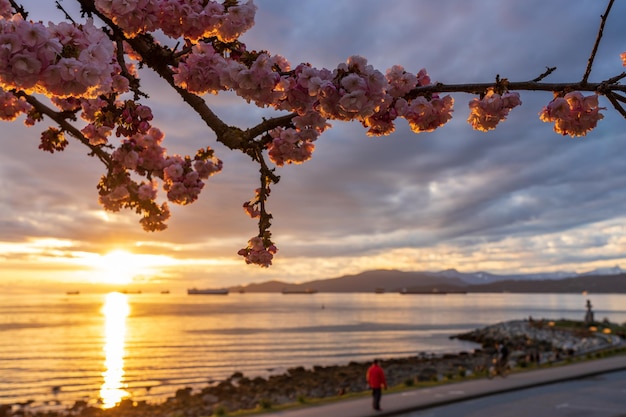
3;319;622;417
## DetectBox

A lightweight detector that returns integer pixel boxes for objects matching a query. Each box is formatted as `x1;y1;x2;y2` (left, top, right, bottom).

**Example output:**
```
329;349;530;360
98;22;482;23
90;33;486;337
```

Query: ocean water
1;292;625;409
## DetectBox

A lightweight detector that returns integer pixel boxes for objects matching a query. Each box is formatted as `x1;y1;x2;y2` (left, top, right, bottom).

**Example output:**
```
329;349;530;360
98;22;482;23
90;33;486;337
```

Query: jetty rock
454;319;622;356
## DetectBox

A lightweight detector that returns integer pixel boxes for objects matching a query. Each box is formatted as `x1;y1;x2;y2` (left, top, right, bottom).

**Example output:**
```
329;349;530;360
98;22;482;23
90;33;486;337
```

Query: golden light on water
100;292;130;408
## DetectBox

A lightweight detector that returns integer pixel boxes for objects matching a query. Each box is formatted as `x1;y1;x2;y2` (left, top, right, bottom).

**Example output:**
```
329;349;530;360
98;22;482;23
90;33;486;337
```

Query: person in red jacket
366;359;387;411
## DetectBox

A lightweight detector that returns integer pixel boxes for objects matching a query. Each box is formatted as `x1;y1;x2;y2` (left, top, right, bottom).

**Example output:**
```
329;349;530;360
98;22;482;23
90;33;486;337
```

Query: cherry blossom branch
3;0;624;268
76;1;242;149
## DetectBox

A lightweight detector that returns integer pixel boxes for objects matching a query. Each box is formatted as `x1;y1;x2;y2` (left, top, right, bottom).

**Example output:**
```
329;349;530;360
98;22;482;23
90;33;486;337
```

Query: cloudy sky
2;0;626;293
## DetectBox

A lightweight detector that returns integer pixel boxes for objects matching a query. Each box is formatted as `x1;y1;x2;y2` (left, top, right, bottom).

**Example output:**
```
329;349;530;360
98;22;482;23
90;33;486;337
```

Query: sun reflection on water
100;292;130;408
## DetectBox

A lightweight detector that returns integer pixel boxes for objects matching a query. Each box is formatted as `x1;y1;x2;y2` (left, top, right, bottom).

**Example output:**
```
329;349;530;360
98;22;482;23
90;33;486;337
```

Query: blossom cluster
108;127;223;210
0;15;121;98
237;236;277;267
467;89;522;131
173;43;287;107
94;0;256;42
174;46;455;164
359;67;454;136
539;92;604;137
0;89;30;120
243;188;264;218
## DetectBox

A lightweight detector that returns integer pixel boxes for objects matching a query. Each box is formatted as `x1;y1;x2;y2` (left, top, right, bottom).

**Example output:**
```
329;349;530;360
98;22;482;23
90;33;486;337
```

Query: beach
3;318;623;417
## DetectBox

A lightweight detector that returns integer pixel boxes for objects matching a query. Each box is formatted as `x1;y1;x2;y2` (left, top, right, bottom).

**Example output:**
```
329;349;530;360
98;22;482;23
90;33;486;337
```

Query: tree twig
605;92;626;118
532;67;557;83
582;0;615;85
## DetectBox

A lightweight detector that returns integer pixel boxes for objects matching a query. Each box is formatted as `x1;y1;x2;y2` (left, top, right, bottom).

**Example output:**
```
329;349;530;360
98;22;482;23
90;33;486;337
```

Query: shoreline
3;318;624;417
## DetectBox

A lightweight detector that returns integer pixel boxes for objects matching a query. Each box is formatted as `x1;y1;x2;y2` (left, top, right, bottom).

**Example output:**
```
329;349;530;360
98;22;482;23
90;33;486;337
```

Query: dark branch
582;0;614;84
407;80;626;98
245;113;297;141
55;1;76;24
16;92;112;166
602;72;626;85
606;92;626;118
8;0;27;18
613;93;626;104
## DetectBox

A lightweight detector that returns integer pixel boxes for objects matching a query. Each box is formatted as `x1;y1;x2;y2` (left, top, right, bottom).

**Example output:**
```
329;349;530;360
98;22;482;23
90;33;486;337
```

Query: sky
1;0;626;293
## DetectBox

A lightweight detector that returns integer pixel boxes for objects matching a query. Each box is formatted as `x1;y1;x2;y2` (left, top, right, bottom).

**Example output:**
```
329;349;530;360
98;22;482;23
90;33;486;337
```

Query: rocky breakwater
453;318;623;364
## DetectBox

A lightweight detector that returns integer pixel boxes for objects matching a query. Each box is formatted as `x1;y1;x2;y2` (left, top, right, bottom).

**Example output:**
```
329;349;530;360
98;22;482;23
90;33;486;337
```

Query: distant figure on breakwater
366;359;387;411
497;342;509;368
584;299;595;324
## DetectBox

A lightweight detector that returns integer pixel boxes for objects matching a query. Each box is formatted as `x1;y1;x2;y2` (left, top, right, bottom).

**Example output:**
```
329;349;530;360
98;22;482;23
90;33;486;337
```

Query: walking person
366;359;387;411
494;342;509;377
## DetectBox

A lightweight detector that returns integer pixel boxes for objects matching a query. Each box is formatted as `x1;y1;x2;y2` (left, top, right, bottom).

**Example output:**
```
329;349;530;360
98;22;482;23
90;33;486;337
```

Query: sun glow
92;249;154;285
94;250;140;284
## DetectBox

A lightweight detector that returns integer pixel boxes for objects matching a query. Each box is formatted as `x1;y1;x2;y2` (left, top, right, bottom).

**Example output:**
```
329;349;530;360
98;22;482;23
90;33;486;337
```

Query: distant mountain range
231;266;626;294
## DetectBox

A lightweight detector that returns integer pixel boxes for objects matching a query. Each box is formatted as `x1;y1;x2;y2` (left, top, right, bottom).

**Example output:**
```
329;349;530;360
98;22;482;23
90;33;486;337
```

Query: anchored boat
187;288;229;295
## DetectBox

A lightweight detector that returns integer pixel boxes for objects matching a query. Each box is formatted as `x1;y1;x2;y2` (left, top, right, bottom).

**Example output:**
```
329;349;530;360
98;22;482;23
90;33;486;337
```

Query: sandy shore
2;318;623;417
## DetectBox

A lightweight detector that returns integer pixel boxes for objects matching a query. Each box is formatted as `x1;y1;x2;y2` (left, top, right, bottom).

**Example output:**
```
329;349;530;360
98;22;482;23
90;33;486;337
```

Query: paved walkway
268;354;626;417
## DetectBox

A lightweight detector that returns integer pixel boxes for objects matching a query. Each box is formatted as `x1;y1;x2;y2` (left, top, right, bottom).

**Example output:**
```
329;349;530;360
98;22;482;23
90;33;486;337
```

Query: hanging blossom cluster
102;126;223;230
237;236;278;267
43;93;223;231
0;15;121;98
467;89;522;131
93;0;257;41
539;92;604;137
266;111;330;165
239;186;277;267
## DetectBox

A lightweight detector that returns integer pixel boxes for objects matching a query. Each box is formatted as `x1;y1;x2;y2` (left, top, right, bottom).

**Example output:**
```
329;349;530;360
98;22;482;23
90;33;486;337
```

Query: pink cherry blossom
468;90;522;131
137;181;157;201
539;92;604;137
267;127;316;166
81;123;111;146
400;95;454;133
0;0;11;19
139;202;170;232
238;236;278;267
386;65;417;98
0;89;30;120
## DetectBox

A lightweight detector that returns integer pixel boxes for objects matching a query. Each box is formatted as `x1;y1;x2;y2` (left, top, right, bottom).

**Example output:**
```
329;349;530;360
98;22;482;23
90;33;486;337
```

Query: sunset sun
92;250;149;285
